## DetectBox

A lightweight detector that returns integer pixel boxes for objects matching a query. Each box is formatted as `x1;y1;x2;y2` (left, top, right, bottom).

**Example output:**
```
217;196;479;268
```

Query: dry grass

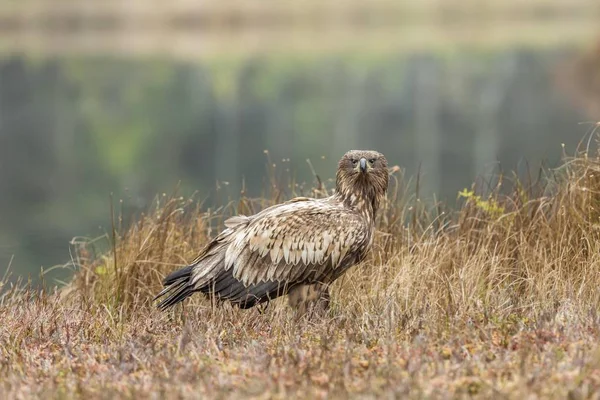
4;136;600;399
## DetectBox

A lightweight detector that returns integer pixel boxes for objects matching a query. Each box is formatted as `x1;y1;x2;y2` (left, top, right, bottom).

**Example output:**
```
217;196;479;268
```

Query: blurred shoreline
0;0;598;59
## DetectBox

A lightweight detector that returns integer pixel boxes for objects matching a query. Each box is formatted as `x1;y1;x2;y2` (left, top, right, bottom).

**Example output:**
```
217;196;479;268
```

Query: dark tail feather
155;264;292;310
154;266;195;310
163;265;194;286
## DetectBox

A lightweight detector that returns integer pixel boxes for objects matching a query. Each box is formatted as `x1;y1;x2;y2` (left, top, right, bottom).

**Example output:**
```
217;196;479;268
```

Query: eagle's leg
288;283;330;317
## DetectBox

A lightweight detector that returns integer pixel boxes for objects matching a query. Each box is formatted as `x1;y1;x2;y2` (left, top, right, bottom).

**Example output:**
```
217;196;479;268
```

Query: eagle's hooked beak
359;158;367;173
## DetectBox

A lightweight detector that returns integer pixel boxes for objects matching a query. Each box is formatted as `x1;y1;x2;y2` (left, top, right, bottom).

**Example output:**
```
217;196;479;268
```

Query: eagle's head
336;150;388;214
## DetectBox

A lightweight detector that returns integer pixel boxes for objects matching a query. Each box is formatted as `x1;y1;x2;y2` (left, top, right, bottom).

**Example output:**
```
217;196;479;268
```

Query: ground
2;146;600;399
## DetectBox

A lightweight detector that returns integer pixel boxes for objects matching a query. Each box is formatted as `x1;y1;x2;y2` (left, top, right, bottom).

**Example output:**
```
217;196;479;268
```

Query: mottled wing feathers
187;198;370;293
223;199;369;286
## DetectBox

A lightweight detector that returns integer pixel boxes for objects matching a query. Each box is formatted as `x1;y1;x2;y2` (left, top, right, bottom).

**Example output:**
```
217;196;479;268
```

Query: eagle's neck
335;179;381;220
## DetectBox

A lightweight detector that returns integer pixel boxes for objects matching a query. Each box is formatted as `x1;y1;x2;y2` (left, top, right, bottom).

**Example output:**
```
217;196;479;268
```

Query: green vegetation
0;52;584;278
2;135;600;398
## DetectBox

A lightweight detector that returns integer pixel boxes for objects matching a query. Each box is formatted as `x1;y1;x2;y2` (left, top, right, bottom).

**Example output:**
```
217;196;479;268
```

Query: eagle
155;150;388;312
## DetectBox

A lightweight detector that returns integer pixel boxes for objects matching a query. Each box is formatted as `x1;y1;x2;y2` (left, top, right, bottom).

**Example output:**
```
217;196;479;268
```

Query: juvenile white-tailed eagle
155;150;388;311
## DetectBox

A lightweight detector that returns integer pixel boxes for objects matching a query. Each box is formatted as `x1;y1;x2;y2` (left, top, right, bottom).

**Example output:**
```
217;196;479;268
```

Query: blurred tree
0;49;587;280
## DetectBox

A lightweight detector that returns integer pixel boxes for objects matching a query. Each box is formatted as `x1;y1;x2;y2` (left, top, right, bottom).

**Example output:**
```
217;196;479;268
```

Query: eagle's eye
351;159;358;166
369;158;376;164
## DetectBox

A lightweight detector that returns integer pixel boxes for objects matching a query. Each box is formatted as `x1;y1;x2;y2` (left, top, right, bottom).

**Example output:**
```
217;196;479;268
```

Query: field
3;135;600;399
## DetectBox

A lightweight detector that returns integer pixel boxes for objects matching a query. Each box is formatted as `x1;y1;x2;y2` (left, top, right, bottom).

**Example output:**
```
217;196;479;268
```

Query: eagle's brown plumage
155;150;388;310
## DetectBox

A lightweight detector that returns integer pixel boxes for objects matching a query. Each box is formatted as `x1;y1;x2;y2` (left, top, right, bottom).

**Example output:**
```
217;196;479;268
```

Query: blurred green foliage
0;50;586;280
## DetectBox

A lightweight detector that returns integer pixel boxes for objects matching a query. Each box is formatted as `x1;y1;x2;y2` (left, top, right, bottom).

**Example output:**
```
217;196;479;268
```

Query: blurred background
0;0;599;282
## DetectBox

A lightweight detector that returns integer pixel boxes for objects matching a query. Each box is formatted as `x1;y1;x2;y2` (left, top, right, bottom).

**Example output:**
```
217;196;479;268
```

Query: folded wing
157;198;370;309
223;199;369;287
